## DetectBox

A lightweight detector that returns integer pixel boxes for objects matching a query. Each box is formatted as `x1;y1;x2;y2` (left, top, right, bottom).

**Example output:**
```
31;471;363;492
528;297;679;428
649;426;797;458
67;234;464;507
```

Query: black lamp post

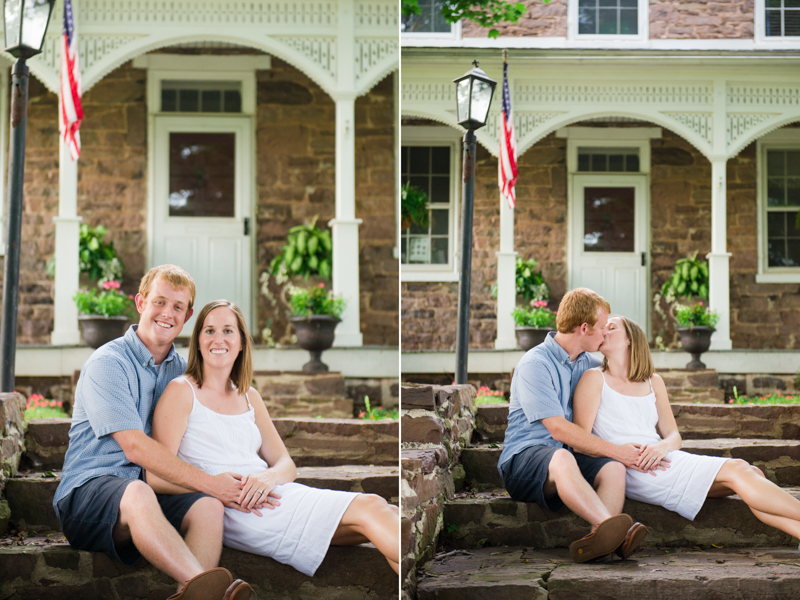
453;60;496;385
1;0;55;392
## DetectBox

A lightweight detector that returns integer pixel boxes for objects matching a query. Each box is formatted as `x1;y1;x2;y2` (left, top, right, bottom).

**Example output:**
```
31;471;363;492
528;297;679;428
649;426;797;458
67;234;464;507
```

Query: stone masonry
2;51;397;347
460;0;754;39
0;393;27;534
401;383;476;600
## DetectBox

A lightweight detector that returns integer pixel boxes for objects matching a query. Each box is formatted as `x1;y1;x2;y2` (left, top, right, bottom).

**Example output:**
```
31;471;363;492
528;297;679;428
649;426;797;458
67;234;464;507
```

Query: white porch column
707;157;732;350
51;138;82;345
495;195;517;349
331;0;362;347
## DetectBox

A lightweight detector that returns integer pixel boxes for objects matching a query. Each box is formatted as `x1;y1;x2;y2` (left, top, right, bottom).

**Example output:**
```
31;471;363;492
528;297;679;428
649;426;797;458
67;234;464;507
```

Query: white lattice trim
662;112;713;147
513;83;713;106
728;113;800;158
354;1;398;29
727;113;777;148
276;37;337;80
402;81;455;104
484;111;564;142
354;39;396;81
728;85;800;107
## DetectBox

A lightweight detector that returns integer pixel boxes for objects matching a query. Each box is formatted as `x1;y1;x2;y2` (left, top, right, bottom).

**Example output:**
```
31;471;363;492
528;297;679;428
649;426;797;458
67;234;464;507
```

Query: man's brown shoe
616;522;648;559
223;580;253;600
167;567;233;600
569;514;633;563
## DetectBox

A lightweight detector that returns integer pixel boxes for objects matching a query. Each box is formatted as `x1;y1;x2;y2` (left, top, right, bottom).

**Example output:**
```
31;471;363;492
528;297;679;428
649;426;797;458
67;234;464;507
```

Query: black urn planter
515;327;553;352
677;326;715;370
78;315;129;349
290;315;340;372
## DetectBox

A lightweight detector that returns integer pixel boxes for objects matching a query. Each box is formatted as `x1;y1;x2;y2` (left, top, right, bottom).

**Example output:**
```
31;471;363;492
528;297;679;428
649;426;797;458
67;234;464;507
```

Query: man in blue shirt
55;265;258;599
499;288;651;562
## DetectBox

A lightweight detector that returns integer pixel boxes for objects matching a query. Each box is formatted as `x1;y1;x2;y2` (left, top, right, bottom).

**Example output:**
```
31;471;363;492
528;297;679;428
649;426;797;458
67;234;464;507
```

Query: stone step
253;371;353;418
416;545;800;600
22;417;399;470
473;403;800;443
441;488;799;551
461;439;800;489
5;466;399;532
0;537;397;600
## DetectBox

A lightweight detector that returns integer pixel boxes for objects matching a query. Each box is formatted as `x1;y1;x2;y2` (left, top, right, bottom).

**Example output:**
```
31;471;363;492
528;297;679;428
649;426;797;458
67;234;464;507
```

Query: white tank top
590;369;661;447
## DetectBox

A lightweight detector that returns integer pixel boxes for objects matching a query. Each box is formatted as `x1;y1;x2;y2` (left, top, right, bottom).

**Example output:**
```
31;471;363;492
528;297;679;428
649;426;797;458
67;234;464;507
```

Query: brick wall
460;0;754;39
7;53;397;347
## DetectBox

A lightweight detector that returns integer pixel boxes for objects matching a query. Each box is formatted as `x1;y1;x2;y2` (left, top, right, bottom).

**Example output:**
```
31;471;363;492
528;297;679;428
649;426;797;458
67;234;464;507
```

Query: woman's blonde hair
185;300;253;392
601;315;654;382
556;287;611;334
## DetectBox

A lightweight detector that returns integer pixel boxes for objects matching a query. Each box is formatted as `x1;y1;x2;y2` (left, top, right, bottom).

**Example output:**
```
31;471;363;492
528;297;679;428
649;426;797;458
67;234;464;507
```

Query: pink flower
49;400;57;407
317;283;325;288
533;300;548;308
358;411;366;418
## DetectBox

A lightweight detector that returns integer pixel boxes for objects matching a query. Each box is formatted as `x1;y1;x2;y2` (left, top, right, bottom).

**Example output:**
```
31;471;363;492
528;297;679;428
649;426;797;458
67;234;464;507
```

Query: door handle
641;252;646;266
244;217;250;236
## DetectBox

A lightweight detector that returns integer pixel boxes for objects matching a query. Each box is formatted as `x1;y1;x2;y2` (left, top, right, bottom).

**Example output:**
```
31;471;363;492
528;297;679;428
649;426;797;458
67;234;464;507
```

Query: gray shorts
500;445;616;513
57;475;211;565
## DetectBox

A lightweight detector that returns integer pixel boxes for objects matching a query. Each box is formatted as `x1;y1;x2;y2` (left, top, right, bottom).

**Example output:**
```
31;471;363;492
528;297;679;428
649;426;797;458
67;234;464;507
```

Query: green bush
287;283;346;318
48;224;125;282
511;301;556;328
674;302;719;328
74;281;135;317
270;217;333;280
661;252;709;300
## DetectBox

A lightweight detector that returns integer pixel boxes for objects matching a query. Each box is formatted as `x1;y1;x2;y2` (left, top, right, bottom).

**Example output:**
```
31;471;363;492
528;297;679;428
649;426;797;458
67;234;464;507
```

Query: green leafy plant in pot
673;301;720;370
401;182;430;230
47;224;125;285
512;301;556;351
653;251;710;350
74;280;136;348
287;283;347;373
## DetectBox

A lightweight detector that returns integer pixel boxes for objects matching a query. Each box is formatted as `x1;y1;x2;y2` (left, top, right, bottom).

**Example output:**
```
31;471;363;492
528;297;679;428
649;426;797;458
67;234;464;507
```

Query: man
54;265;260;599
498;287;652;562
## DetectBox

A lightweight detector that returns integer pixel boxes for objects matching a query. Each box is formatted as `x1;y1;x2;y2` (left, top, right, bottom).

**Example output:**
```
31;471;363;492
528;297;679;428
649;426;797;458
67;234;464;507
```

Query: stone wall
0;393;27;534
460;0;754;39
401;383;476;600
650;0;754;39
4;52;397;347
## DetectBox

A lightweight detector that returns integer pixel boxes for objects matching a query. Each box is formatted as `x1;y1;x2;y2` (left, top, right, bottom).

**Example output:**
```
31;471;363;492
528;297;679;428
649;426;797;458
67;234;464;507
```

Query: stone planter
515;327;553;352
290;315;340;372
677;326;715;370
78;315;129;349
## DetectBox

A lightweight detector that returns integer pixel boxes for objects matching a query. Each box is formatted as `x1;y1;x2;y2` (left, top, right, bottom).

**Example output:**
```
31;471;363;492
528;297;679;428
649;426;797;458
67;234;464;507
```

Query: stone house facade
2;0;399;349
401;0;800;352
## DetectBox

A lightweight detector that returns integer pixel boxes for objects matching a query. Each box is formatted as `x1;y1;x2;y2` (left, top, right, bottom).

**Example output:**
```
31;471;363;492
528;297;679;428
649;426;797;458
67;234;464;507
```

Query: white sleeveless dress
591;370;728;521
175;377;357;576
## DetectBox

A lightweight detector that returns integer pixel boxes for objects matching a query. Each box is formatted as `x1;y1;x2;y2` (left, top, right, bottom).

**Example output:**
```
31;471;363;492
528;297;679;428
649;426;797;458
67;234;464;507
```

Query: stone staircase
406;395;800;600
1;413;400;599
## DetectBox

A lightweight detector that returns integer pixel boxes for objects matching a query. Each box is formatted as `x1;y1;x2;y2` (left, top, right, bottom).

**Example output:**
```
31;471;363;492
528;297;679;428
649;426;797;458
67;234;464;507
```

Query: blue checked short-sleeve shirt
53;325;186;517
498;332;601;472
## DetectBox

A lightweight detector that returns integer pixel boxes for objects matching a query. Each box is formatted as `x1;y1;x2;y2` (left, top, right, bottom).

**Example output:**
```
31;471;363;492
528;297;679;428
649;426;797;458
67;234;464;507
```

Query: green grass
24;406;70;420
729;388;800;405
475;395;508;405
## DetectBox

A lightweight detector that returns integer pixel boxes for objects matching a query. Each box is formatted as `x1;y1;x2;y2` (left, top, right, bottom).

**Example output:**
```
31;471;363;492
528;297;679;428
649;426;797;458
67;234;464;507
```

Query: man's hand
208;472;248;511
614;442;643;469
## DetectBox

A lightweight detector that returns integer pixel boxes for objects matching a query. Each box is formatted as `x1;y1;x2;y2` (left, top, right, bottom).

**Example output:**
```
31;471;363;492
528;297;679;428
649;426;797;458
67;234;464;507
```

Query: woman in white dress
146;300;400;577
573;315;800;541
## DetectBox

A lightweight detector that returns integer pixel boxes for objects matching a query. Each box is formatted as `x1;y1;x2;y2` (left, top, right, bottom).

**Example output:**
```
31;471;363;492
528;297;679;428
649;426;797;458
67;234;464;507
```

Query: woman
573;315;800;543
147;300;400;577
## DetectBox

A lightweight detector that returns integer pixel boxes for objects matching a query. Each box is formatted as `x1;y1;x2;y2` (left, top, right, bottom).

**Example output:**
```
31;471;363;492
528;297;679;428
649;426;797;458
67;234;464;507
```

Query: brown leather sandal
616;522;649;559
569;514;633;563
167;567;233;600
223;579;254;600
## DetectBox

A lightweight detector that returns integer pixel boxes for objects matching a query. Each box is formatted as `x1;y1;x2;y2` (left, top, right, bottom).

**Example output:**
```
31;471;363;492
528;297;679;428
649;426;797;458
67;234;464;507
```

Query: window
400;0;460;39
757;131;800;282
161;81;242;113
765;0;800;37
578;0;638;35
569;0;648;40
577;147;640;172
401;127;461;282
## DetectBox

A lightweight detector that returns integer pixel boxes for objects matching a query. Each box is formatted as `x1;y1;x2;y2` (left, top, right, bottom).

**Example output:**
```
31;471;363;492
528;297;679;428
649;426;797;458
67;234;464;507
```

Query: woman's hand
237;470;283;514
636;441;669;473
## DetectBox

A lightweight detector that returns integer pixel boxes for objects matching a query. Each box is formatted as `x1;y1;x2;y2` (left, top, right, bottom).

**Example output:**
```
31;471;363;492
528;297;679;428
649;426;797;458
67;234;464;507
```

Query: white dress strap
648;377;654;393
182;376;199;401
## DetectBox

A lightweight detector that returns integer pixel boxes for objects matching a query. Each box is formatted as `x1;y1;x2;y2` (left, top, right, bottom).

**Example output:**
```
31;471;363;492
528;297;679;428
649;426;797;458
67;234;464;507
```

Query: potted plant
514;257;550;304
269;216;333;280
74;280;136;348
48;224;125;286
512;300;556;351
653;251;709;349
400;182;429;230
674;301;720;370
287;283;347;372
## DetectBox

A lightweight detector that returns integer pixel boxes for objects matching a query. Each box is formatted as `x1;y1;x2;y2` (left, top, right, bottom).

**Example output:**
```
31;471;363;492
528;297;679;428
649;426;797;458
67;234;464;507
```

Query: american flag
60;0;83;161
498;59;517;209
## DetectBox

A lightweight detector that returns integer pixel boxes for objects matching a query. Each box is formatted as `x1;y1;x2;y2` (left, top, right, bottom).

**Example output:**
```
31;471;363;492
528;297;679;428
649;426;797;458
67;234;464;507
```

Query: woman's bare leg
713;459;800;538
330;494;400;573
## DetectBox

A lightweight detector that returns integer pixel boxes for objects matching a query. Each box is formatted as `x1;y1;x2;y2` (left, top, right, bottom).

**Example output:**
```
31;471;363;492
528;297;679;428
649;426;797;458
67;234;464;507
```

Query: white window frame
400;3;462;41
400;126;462;283
755;0;800;42
756;128;800;283
568;0;649;42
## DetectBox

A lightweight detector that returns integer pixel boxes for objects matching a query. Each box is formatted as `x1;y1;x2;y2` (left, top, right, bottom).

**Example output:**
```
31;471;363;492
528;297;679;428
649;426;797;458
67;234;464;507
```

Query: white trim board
401;349;800;375
401;38;800;51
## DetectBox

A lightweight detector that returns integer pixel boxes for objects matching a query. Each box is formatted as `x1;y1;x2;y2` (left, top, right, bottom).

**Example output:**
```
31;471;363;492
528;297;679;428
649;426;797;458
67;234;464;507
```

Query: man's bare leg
593;461;627;516
113;481;207;590
544;449;618;531
180;496;225;571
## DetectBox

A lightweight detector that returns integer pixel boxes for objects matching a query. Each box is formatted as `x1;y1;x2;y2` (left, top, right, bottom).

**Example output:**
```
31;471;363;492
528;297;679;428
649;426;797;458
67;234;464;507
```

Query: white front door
152;116;253;328
569;174;649;333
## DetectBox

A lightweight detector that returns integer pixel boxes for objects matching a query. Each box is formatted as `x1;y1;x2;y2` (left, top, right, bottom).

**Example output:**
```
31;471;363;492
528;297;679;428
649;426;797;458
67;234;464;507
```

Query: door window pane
169;133;235;218
583;187;635;252
578;148;640;172
161;81;242;113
